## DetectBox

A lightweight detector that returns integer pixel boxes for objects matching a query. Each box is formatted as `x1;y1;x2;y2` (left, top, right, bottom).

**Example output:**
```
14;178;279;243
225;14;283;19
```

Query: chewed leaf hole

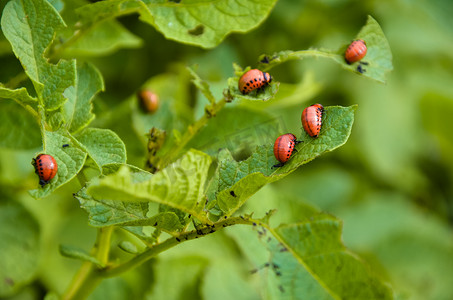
188;25;204;36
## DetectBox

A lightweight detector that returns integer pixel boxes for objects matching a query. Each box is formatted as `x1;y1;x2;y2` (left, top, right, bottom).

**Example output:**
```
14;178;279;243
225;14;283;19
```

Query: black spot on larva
230;190;237;197
254;78;258;82
188;24;204;36
246;82;250;86
249;80;253;84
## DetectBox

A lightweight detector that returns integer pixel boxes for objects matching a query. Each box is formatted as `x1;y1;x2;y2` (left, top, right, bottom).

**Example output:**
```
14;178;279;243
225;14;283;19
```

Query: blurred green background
1;0;453;299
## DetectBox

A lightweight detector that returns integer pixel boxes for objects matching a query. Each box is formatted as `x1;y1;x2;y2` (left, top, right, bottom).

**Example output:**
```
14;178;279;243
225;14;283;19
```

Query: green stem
50;28;85;59
62;227;114;300
156;98;227;169
289;49;339;59
61;263;101;300
95;226;114;265
260;49;342;72
102;216;252;278
62;216;260;298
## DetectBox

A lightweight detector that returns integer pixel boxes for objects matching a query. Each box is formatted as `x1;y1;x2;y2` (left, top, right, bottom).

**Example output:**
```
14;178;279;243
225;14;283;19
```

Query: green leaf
29;129;87;198
209;105;356;215
0;200;40;297
340;193;453;300
0;101;41;149
86;149;212;223
59;245;104;267
101;162;146;176
227;65;279;101
253;215;393;299
90;277;136;300
74;0;277;49
187;106;278;157
118;241;139;254
258;16;393;83
349;15;393;82
0;86;37;105
44;292;60;300
240;71;323;110
145;256;209;300
139;0;278;49
47;0;64;12
63;62;104;134
77;164;184;240
75;0;141;25
76;186;184;233
1;0;76;110
76;128;126;172
63;19;142;56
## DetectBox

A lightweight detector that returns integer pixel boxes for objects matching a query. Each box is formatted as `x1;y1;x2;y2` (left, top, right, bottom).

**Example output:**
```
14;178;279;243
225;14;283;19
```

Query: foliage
0;0;452;299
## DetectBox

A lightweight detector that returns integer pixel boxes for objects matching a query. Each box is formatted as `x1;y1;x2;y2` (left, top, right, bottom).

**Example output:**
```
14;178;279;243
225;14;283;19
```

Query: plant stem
259;49;342;72
62;216;261;298
61;262;101;300
156;98;227;169
62;227;113;300
102;216;253;278
49;28;85;59
95;226;114;265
